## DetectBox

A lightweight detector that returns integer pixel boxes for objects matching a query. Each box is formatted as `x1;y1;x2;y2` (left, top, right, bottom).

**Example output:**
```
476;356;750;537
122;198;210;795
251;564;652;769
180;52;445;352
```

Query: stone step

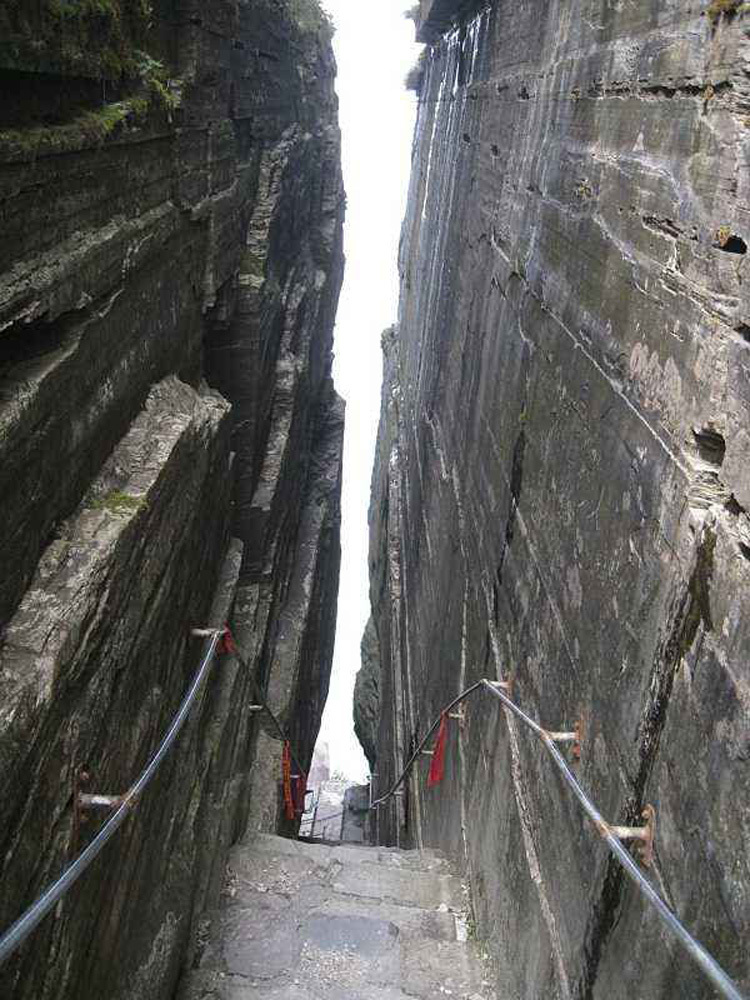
179;834;494;1000
252;832;454;874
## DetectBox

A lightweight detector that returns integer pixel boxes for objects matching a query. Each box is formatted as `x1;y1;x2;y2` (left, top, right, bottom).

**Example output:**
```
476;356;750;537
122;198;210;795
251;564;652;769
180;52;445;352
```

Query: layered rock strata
353;616;381;773
0;1;344;998
366;3;750;1000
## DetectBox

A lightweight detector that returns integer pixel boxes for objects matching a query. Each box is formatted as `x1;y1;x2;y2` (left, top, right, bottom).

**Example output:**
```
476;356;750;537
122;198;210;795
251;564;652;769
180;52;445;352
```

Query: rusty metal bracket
490;681;513;696
488;679;513;695
71;767;89;855
544;717;583;761
607;805;656;867
544;729;577;742
72;770;126;852
79;794;125;811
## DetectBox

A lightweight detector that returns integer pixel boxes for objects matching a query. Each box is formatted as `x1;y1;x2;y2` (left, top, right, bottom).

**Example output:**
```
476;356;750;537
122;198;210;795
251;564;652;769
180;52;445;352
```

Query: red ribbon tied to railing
282;741;295;820
218;626;237;656
427;712;448;786
293;771;307;815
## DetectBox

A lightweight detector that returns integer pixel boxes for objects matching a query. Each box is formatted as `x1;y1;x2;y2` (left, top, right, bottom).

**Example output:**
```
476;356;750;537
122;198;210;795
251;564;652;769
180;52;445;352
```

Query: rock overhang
416;0;488;43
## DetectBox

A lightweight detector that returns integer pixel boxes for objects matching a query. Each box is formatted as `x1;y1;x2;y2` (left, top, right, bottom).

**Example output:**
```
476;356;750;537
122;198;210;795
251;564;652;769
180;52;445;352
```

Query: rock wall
353;616;381;773
366;3;750;1000
0;1;344;997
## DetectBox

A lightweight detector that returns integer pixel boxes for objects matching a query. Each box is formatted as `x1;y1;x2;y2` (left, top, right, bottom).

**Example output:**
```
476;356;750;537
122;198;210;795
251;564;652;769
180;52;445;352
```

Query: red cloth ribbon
427;713;449;787
293;772;307;815
282;741;295;820
217;626;237;656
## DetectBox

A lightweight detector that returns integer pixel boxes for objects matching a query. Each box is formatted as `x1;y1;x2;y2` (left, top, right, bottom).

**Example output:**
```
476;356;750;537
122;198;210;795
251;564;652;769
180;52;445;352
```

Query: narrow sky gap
317;1;422;779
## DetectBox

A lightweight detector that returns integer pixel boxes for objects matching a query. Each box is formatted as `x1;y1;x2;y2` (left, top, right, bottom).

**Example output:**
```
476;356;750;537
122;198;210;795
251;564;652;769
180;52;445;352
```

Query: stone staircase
179;834;494;999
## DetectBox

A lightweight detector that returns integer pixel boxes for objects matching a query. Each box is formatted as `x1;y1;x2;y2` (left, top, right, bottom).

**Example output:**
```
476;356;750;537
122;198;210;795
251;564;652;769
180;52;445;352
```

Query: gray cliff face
353;616;381;773
368;3;750;1000
0;2;344;998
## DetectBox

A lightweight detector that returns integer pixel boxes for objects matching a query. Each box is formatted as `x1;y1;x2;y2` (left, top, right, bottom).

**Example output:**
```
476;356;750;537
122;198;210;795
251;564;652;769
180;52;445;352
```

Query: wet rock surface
367;3;750;1000
179;834;493;1000
0;1;344;998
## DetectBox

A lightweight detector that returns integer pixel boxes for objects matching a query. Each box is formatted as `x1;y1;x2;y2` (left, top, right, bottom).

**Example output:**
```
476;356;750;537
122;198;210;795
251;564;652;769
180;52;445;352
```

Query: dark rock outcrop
367;4;750;1000
353;616;381;772
0;1;344;998
341;783;372;843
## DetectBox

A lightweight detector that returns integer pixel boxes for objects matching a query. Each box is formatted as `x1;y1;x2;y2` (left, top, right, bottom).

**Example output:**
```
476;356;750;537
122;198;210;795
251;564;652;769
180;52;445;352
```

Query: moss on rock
91;489;145;516
707;0;750;22
0;81;179;161
0;0;154;80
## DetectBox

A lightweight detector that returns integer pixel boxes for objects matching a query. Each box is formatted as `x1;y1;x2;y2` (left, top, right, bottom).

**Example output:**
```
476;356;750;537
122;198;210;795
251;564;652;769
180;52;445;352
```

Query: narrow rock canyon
2;1;750;999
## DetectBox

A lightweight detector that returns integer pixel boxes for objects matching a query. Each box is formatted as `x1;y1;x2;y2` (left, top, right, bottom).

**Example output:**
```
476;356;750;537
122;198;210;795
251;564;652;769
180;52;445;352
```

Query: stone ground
179;834;495;1000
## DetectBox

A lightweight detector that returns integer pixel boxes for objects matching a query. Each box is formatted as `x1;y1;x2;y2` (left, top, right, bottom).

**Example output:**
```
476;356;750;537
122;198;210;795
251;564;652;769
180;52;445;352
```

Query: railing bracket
545;717;583;760
72;770;125;850
71;767;89;854
78;794;125;811
545;729;577;742
606;805;656;867
488;679;512;694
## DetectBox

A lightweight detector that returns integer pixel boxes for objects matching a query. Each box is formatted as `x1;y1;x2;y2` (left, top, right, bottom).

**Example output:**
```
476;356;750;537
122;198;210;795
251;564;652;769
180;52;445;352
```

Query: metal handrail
370;680;484;808
370;677;747;1000
0;624;314;970
228;637;307;780
2;640;744;1000
0;629;223;966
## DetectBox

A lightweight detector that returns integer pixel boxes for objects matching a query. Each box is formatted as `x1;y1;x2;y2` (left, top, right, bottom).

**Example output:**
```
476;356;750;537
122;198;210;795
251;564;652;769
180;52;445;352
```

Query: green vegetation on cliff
0;79;179;161
0;101;135;159
92;489;145;517
0;0;154;78
707;0;750;22
0;44;179;160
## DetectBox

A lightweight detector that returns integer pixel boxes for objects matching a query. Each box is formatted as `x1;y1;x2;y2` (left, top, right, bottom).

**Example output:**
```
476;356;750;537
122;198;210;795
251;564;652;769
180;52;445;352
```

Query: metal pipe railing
3;635;744;1000
370;676;747;1000
0;622;315;970
370;681;485;808
0;629;223;966
229;639;307;781
0;622;318;970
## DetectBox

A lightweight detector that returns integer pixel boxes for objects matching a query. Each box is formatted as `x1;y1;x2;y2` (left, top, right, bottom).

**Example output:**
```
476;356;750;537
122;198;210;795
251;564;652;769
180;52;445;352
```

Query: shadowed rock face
367;4;750;1000
0;2;344;998
354;616;381;773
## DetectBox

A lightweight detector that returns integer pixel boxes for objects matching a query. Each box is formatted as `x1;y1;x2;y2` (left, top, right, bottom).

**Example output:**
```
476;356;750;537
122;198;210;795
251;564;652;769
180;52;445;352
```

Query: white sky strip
318;1;421;779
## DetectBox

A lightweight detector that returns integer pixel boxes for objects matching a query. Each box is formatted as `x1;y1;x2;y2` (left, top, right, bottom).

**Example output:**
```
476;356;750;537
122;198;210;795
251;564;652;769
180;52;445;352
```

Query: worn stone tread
179;835;494;1000
249;833;452;873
